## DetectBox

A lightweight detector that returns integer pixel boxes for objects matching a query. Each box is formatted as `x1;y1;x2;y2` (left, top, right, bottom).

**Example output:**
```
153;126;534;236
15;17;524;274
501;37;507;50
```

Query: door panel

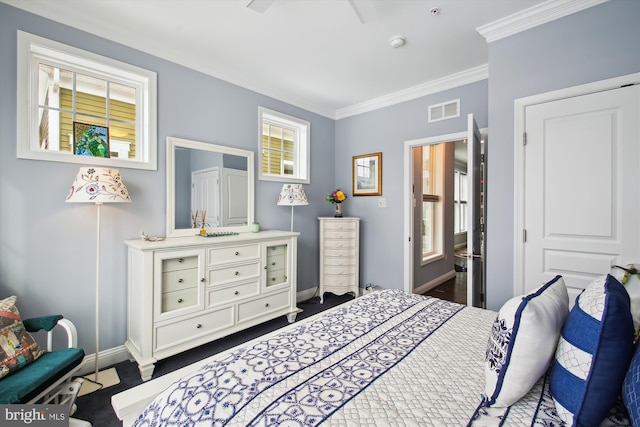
467;114;484;307
524;85;640;303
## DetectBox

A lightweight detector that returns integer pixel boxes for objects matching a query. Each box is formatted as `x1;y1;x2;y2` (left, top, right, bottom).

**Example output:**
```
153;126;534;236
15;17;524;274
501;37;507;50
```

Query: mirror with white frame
166;136;255;237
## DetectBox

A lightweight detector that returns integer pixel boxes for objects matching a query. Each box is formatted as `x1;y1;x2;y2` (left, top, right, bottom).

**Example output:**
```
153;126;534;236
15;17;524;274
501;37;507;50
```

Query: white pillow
484;275;569;407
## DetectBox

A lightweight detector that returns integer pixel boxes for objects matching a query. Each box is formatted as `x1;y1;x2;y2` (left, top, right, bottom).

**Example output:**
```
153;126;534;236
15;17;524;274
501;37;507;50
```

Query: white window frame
421;144;444;264
258;107;310;184
16;31;158;170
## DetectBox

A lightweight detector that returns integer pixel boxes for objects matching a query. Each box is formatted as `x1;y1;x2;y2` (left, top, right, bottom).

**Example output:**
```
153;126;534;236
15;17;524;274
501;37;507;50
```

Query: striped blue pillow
550;274;634;426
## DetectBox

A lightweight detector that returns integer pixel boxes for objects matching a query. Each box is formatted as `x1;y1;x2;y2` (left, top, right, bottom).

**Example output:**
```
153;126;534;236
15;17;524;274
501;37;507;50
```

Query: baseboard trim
79;287;322;376
413;270;457;295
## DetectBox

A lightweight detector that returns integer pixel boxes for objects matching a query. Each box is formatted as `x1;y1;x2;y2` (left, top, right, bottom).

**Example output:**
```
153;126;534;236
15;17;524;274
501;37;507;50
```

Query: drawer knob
177;298;183;303
264;266;268;270
196;324;202;329
178;258;184;263
271;262;276;266
234;290;239;295
200;278;205;282
178;278;183;283
265;303;270;307
271;277;276;282
235;251;239;256
235;271;240;276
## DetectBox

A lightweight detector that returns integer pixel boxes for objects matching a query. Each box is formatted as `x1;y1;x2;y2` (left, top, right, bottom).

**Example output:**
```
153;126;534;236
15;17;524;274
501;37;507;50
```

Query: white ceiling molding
335;65;488;120
477;0;610;43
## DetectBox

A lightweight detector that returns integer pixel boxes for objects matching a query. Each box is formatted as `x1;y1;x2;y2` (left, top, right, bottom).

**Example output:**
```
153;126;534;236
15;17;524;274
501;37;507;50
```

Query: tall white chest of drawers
125;230;299;381
318;217;360;303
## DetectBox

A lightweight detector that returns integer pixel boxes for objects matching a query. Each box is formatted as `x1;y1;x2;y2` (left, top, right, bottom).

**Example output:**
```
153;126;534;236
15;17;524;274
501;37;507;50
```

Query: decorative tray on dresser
125;230;299;381
318;217;360;303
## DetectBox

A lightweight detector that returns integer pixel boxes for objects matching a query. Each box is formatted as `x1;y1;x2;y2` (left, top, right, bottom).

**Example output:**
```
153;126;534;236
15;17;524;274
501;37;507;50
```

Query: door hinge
408;236;411;242
523;229;527;242
480;153;485;163
481;293;485;303
523;132;527;145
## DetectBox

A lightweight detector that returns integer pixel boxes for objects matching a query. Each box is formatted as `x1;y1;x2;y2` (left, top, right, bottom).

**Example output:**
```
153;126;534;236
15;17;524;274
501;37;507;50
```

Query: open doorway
403;119;485;307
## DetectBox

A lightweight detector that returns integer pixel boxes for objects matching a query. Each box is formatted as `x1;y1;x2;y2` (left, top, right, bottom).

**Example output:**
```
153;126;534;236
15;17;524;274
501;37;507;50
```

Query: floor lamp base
78;367;120;396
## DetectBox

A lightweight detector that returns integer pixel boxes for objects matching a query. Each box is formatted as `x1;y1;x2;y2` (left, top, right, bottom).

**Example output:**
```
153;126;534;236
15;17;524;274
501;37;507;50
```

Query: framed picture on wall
73;122;110;158
352;152;382;196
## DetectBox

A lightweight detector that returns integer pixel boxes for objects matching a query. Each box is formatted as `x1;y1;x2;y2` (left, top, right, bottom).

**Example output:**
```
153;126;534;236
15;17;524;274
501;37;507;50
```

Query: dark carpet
72;293;353;426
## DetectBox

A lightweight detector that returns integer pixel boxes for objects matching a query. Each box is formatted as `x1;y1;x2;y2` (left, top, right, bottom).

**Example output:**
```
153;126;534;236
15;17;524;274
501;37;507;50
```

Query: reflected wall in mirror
166;137;254;237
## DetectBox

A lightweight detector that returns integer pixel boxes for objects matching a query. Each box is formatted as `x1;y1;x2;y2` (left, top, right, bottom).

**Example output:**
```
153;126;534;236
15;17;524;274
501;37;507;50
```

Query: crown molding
477;0;609;43
334;65;488;120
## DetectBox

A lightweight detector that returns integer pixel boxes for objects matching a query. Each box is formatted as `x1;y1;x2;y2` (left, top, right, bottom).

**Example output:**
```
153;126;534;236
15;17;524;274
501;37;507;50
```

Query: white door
467;114;484;307
221;168;248;226
523;85;640;303
192;168;220;228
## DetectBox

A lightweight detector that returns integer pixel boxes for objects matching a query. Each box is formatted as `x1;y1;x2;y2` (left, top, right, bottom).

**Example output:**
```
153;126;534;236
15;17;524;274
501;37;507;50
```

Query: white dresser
318;217;360;303
125;230;299;381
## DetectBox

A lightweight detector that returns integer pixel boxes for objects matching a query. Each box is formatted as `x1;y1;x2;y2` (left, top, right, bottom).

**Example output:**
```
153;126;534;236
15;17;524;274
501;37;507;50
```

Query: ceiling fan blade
246;0;276;13
347;0;378;24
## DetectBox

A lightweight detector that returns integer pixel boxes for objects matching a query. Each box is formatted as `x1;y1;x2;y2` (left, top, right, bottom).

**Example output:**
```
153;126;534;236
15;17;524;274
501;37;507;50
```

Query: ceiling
3;0;600;119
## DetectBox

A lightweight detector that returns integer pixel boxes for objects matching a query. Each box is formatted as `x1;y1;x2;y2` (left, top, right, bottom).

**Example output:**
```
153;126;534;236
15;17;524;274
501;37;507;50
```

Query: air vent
428;99;460;123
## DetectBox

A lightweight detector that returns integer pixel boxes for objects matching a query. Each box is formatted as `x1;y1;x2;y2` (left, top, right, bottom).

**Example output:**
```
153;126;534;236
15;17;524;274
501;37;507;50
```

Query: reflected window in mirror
17;31;157;170
258;107;310;184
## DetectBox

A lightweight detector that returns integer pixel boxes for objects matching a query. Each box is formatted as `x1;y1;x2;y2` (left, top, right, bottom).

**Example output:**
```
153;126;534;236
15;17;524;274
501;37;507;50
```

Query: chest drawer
322;274;357;287
323;230;357;240
237;290;290;323
154;307;234;352
209;261;261;286
323;265;357;276
324;248;357;258
324;239;356;250
162;268;200;293
208;244;260;265
208;280;260;306
161;287;199;313
323;221;357;231
162;256;198;272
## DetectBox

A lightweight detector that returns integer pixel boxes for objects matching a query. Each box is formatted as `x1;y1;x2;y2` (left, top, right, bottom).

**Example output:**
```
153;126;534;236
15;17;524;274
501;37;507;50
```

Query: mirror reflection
167;137;254;237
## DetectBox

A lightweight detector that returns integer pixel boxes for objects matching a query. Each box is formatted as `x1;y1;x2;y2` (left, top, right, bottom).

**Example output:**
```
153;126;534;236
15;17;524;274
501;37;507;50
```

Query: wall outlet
378;198;386;208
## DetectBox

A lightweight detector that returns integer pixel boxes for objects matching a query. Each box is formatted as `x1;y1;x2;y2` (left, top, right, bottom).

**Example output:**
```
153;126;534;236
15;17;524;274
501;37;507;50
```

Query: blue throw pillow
550;274;634;426
623;342;640;427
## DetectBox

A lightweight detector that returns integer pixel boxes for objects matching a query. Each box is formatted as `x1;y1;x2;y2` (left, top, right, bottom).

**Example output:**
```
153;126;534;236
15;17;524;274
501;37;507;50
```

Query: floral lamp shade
277;184;308;206
66;167;131;204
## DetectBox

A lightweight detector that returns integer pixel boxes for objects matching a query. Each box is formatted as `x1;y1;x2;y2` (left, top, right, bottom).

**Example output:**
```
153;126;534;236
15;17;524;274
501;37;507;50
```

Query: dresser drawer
323;239;356;249
162;268;200;293
237;290;290;323
322;274;357;287
323;257;356;267
162;256;198;272
154;307;234;352
265;253;286;272
323;230;357;240
324;248;357;258
209;261;261;286
207;280;260;306
161;287;199;313
323;221;357;231
265;268;286;286
324;265;357;275
208;244;260;265
265;245;286;256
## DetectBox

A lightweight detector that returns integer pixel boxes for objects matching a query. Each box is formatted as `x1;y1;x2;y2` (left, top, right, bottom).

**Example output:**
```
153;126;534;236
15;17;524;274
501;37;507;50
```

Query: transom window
258;107;309;183
17;31;157;170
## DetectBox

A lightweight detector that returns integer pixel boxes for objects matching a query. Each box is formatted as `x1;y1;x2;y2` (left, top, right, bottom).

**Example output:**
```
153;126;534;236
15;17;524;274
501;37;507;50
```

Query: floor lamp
67;167;131;389
277;184;308;232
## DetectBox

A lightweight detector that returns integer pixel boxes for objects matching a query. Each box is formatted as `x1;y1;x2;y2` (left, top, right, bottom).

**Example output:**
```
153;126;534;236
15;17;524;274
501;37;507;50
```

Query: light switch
378;198;386;208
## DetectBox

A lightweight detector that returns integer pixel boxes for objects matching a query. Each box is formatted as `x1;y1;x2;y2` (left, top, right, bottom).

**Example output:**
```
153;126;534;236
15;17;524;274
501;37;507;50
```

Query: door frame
513;72;640;296
403;127;486;299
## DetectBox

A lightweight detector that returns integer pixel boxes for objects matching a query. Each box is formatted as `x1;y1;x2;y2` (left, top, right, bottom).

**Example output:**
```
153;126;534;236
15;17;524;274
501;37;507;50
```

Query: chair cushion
550;274;635;426
0;296;44;379
0;347;85;404
484;275;569;407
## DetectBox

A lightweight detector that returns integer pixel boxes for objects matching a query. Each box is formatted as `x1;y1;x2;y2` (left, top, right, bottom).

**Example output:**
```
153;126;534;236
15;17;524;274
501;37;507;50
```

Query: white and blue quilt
132;289;630;426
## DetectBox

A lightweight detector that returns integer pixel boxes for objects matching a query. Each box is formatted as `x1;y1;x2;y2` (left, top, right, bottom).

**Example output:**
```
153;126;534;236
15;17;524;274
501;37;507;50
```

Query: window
258;107;309;183
421;144;444;261
17;31;157;170
454;169;468;233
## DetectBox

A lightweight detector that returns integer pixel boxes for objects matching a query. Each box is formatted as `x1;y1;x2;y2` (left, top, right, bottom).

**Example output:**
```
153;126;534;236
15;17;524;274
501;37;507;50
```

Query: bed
112;285;637;426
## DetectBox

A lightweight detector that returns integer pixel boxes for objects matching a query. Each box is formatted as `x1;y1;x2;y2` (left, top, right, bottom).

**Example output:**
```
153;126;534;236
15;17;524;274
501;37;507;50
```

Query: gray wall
485;0;640;310
0;3;334;352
